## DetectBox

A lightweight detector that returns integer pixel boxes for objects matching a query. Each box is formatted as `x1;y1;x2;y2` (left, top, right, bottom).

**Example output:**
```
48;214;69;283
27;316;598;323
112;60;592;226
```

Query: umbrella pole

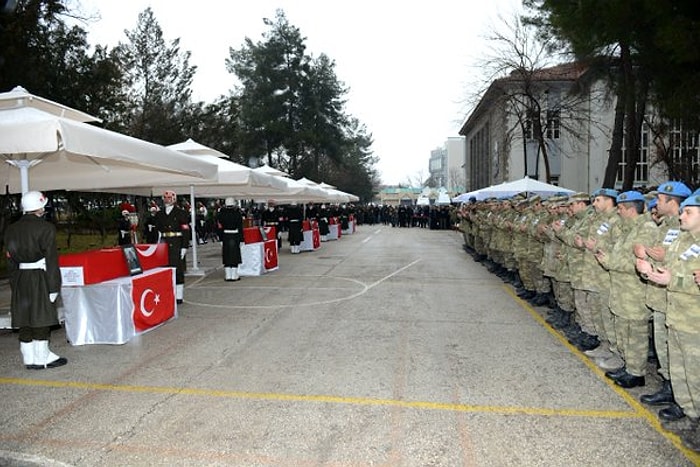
188;184;204;276
7;159;41;194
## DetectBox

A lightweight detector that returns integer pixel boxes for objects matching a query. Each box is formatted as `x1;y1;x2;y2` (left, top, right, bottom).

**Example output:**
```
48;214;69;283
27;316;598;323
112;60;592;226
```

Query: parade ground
0;226;697;466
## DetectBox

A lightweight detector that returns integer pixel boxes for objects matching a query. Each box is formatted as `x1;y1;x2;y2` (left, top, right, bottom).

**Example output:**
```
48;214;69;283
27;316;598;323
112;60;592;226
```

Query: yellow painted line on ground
0;377;636;419
505;285;700;464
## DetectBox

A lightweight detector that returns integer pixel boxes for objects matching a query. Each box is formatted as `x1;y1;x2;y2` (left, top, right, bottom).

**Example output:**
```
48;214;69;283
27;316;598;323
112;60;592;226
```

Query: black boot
659;402;685;422
641;379;674;406
512;273;523;289
531;293;550;307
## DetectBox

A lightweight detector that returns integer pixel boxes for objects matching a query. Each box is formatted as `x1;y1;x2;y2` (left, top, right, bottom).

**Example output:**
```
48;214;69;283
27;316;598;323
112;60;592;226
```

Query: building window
669;120;700;181
546;109;560;139
616;122;650;184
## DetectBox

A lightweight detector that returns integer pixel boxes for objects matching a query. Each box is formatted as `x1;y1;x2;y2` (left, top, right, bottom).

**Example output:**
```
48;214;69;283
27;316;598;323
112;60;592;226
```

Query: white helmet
21;191;48;212
224;197;236;207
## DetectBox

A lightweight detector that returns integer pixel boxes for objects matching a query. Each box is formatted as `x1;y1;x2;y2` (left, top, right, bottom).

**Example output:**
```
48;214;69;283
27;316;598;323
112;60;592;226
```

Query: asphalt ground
0;226;698;466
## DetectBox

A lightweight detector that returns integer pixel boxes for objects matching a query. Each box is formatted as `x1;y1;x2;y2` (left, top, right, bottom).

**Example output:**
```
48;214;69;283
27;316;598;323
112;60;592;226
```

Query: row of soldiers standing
458;181;700;451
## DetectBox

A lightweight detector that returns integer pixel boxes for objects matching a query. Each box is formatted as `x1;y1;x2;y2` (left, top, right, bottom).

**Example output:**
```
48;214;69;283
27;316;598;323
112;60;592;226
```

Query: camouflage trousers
669;327;700;419
613;316;649;376
474;234;486;255
552;280;575;312
650;309;670;380
518;258;543;291
573;289;599;336
574;289;615;349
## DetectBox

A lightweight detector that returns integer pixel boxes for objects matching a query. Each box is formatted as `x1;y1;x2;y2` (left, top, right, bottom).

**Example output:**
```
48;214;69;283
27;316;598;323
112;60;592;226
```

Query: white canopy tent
101;140;294;274
296;177;360;203
452;176;575;203
0;89;218;195
254;163;289;178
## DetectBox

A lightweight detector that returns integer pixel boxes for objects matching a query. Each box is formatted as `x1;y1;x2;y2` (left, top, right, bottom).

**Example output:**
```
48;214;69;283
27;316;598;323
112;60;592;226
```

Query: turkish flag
263;240;278;270
131;268;176;332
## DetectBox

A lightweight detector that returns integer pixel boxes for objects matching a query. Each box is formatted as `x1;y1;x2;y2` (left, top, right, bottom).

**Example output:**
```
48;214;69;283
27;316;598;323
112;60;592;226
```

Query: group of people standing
458;181;700;451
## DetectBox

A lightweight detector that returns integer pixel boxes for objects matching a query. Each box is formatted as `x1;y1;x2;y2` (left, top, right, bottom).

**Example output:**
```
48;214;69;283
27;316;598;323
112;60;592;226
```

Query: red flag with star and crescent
263;239;278;270
131;268;176;332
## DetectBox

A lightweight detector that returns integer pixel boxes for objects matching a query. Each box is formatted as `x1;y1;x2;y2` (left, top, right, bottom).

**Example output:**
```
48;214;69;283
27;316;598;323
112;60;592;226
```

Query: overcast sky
74;0;521;185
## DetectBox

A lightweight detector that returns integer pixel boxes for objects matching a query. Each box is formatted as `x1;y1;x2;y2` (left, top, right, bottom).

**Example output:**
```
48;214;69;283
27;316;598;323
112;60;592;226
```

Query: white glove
49;293;58;303
180;248;187;259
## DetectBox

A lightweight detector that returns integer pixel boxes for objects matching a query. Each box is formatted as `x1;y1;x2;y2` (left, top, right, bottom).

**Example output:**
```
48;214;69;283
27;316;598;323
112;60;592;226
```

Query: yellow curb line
505;285;700;464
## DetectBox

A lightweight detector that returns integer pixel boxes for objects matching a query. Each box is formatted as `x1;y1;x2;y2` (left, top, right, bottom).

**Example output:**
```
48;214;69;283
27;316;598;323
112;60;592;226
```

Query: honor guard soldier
154;190;190;303
262;202;282;248
318;204;330;241
143;204;160;244
287;201;304;254
117;209;132;245
218;197;244;281
4;191;67;369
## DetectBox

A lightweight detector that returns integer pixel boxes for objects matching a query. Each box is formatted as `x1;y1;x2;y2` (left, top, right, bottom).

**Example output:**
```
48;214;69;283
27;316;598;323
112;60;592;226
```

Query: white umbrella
102;140;293;274
453;176;575;202
0;85;98;123
0;104;218;195
296;177;359;203
168;138;229;158
254;163;289;178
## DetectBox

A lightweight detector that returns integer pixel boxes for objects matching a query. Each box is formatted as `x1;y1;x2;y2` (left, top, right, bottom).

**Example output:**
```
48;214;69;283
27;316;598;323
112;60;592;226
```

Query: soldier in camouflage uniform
594;191;654;388
571;188;619;353
551;193;592;331
635;182;691;415
639;190;700;450
512;197;536;298
541;195;570;316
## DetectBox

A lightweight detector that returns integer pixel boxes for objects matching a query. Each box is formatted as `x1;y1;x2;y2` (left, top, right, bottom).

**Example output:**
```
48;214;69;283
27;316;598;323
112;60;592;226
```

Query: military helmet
21;191;48;212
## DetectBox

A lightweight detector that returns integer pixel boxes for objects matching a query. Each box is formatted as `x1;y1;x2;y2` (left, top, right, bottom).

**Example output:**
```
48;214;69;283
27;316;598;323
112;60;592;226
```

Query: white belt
223;229;239;234
19;258;46;270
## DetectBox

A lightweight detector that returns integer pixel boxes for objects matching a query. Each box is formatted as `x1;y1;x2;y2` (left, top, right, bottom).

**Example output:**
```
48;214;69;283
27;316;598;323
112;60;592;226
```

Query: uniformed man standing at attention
117;209;132;245
154;190;190;304
287;201;304;254
261;202;282;248
143;204;160;244
4;191;67;369
218;197;243;281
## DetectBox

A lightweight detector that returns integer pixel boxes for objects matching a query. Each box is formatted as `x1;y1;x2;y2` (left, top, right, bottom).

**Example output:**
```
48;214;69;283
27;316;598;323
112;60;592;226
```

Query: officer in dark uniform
117;209;132;245
318;204;330;241
287;202;304;254
195;202;208;245
261;202;282;248
217;197;243;281
4;191;67;369
339;204;349;231
154;190;190;303
143;204;160;244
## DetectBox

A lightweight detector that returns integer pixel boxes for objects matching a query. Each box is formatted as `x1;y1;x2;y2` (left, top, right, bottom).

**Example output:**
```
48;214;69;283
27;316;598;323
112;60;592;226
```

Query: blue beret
616;191;645;203
592;188;619;199
646;197;658;210
680;190;700;209
657;181;692;198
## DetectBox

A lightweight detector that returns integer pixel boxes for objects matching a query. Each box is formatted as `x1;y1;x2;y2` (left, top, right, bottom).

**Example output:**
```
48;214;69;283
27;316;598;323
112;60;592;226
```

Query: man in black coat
217;197;244;281
4;191;67;369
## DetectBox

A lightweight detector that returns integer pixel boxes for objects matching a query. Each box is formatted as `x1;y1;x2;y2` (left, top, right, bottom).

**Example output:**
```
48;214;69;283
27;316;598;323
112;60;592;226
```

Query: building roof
459;62;589;135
